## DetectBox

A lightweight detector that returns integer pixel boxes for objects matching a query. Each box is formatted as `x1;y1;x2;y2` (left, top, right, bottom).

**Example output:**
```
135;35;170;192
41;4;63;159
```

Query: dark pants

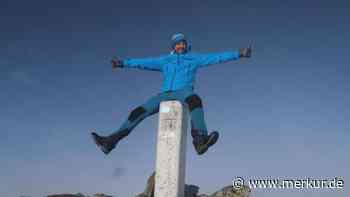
110;87;208;139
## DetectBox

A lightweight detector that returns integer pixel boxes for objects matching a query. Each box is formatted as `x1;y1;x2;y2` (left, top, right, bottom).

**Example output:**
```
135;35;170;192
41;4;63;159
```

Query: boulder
135;171;251;197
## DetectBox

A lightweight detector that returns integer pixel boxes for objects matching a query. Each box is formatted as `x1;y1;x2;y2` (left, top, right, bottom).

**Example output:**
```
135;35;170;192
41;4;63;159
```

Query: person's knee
128;106;147;122
185;94;203;111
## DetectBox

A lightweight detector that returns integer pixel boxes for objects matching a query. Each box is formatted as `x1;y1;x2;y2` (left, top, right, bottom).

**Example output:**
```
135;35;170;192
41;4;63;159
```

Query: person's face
174;41;187;54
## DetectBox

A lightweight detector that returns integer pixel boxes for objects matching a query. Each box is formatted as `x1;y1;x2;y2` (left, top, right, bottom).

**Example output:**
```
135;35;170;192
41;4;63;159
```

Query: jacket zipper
170;54;179;90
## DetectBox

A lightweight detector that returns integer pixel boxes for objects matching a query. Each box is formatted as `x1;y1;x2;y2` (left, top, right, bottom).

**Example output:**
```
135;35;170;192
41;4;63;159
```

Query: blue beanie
171;33;187;49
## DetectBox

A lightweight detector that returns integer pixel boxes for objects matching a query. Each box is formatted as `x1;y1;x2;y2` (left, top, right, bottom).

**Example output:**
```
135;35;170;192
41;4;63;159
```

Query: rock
185;184;200;197
47;194;85;197
46;172;251;197
47;193;114;197
135;172;251;197
135;171;200;197
209;185;251;197
93;193;114;197
135;171;155;197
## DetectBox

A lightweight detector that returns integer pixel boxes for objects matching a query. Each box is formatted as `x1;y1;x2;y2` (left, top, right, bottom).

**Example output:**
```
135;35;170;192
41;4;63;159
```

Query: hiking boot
192;131;219;155
91;129;129;155
91;132;116;155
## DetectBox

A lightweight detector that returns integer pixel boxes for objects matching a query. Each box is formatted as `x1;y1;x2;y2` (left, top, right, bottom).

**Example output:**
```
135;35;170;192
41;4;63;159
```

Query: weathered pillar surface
154;101;188;197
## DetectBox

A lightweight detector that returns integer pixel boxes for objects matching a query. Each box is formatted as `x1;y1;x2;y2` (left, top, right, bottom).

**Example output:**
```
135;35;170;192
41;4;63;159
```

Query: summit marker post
154;101;188;197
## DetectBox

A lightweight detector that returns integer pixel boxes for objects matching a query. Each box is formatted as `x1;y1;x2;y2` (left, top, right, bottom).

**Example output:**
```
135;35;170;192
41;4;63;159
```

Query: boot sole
197;132;219;155
91;132;114;155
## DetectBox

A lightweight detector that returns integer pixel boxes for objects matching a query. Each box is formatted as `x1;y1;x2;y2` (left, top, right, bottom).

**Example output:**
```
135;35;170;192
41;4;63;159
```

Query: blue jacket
122;51;240;92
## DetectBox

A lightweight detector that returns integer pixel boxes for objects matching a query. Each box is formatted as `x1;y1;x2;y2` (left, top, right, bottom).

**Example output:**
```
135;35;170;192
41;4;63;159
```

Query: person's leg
91;92;166;154
111;92;168;137
176;89;208;136
176;88;219;155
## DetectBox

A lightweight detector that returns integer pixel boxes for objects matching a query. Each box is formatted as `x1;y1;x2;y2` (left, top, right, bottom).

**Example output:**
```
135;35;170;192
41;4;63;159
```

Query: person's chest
162;55;197;75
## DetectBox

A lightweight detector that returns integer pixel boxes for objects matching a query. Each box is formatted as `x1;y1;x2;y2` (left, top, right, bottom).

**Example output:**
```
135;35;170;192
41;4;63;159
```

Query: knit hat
170;33;191;54
171;33;187;49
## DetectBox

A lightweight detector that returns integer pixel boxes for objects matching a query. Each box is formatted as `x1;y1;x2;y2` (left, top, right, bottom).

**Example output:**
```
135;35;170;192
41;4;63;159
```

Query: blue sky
1;0;349;197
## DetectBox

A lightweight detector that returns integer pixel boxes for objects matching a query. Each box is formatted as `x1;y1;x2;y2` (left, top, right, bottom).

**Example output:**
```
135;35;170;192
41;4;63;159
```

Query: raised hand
239;44;252;58
111;57;123;70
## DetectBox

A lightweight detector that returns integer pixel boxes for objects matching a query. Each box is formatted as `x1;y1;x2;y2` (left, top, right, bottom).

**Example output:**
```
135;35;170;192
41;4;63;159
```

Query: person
91;33;252;155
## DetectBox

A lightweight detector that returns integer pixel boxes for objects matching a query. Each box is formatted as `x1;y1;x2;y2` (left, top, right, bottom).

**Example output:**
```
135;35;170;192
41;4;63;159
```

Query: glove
239;45;252;58
111;57;123;70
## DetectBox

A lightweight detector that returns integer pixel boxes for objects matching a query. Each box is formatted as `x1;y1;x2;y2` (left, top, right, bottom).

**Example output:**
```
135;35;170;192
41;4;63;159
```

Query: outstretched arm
196;45;252;68
196;51;240;68
112;56;165;71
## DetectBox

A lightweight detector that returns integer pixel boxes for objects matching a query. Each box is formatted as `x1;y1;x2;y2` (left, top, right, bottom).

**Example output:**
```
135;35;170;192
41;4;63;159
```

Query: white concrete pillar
155;101;188;197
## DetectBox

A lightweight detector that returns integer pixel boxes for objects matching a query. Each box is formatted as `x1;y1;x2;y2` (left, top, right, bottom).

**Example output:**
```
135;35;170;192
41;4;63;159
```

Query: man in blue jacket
92;33;252;155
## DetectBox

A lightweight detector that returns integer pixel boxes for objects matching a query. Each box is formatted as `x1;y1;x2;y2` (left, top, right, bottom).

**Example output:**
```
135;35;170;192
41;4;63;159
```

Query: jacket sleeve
122;56;165;71
195;51;240;68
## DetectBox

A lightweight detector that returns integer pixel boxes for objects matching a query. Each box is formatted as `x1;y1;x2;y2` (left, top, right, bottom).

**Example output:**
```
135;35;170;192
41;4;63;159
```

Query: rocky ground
135;171;251;197
47;171;251;197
